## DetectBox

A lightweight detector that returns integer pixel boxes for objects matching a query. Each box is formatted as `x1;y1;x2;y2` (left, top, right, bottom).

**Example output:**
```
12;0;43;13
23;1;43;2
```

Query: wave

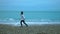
0;21;60;26
0;18;60;26
0;18;60;22
0;18;17;22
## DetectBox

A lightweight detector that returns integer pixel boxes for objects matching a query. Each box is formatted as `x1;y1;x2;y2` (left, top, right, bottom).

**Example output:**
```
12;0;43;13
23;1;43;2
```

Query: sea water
0;11;60;26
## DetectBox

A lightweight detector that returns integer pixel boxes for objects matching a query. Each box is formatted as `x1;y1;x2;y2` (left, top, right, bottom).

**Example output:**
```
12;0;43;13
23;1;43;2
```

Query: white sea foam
0;21;60;26
0;18;60;26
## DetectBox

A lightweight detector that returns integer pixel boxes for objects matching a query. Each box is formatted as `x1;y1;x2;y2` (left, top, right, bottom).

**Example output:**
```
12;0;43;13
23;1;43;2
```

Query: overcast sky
0;0;60;11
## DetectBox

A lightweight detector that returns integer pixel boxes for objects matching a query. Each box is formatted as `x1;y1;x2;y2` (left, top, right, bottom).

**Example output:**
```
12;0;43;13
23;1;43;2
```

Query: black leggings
20;20;28;27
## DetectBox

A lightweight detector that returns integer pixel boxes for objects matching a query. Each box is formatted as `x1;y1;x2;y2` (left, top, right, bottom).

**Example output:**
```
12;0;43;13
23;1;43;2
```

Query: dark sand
0;24;60;34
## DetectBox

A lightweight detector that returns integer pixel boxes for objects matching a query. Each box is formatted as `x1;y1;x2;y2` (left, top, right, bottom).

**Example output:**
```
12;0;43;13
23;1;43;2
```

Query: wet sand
0;24;60;34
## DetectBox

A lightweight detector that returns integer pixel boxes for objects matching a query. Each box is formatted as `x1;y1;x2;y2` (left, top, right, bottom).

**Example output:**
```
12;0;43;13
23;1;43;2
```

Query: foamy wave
0;18;60;22
0;18;60;24
25;19;52;22
8;18;15;21
0;21;60;26
0;18;60;26
0;18;17;22
0;21;48;25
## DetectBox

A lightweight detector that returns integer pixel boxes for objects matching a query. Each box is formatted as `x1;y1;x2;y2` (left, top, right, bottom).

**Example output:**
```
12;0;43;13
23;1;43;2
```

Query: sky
0;0;60;11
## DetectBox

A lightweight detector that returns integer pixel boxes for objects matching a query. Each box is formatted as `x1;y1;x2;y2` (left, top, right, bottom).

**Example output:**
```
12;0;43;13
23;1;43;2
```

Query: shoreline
0;22;60;26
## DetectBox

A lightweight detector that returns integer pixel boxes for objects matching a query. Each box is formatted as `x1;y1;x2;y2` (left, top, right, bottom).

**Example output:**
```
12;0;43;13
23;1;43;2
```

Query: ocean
0;11;60;26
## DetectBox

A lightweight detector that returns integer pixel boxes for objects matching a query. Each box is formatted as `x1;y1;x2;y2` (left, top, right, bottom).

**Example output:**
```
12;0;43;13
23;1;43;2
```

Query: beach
0;24;60;34
0;0;60;34
0;11;60;34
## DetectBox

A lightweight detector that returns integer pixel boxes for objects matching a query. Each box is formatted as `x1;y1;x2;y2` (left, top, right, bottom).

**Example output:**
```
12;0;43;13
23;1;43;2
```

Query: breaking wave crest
0;18;60;26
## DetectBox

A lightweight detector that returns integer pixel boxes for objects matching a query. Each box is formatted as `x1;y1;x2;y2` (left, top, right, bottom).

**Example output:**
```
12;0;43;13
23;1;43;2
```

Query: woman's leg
20;20;23;27
23;20;28;27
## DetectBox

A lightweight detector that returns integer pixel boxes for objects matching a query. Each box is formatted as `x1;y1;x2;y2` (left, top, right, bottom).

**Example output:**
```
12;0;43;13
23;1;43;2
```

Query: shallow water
0;11;60;25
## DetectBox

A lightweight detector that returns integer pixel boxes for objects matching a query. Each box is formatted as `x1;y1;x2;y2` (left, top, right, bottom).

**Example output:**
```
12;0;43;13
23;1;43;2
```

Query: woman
20;11;28;27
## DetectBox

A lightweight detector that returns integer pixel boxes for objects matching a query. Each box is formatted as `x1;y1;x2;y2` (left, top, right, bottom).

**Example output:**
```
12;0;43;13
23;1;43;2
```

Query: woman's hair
21;11;23;15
